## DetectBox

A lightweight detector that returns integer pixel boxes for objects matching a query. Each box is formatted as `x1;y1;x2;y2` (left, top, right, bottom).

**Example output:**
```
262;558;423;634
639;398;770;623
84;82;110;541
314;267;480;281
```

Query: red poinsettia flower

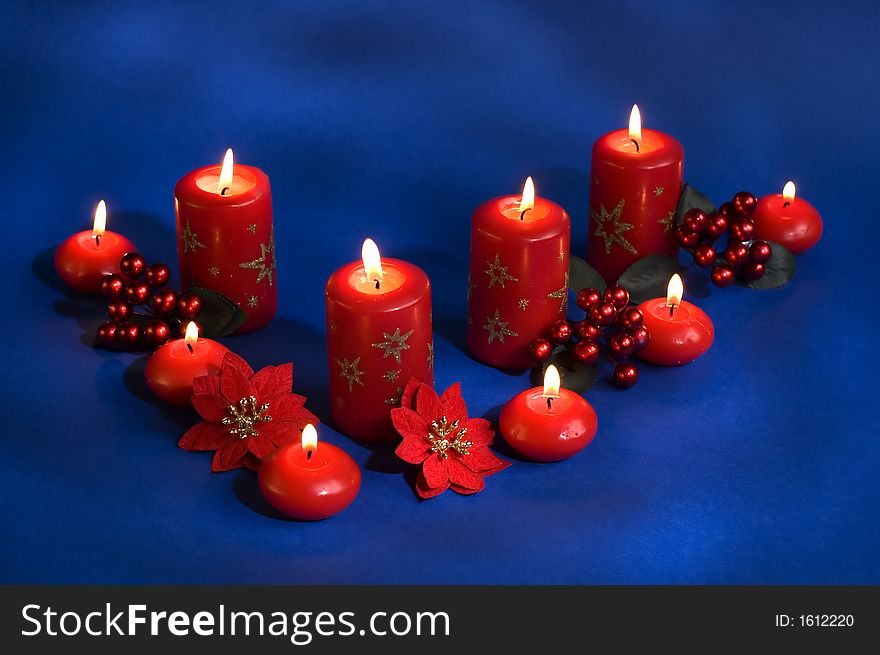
391;378;509;499
179;352;318;472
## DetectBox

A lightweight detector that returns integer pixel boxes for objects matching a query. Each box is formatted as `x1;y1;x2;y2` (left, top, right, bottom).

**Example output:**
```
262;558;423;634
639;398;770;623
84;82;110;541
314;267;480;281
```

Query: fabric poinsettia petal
269;393;313;424
399;376;422;411
221;352;254;378
191;393;228;422
463;417;494;445
421;453;449;488
220;364;253;406
415;384;443;423
415;471;449;499
215;438;248;471
439;382;468;424
447;457;486;491
192;373;221;397
179;422;229;451
462;447;509;473
241;453;262;472
247;434;276;459
259;422;297;448
390;406;430;441
450;483;482;495
393;420;432;464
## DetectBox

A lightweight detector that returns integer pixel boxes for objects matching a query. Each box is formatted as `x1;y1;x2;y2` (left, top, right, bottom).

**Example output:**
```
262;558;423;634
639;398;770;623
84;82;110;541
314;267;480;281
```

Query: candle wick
631;139;640;153
186;342;194;354
94;234;101;247
520;207;531;221
669;304;675;317
307;449;313;460
220;186;230;196
546;396;553;410
783;201;790;208
374;279;380;290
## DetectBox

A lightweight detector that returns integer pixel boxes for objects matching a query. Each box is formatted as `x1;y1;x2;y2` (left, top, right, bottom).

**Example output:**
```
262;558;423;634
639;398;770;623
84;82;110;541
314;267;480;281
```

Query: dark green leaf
745;241;796;290
617;255;680;304
569;256;606;294
675;184;715;226
187;287;249;337
529;346;597;394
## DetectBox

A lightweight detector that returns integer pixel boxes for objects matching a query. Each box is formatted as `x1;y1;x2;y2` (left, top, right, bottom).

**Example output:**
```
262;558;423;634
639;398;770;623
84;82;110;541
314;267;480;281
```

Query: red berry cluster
96;252;202;351
527;284;649;388
675;191;772;286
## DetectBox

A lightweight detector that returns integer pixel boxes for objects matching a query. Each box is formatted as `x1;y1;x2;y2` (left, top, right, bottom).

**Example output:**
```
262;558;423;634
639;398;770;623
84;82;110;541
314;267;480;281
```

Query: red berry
718;202;735;217
732;191;758;217
629;326;650;350
142;319;171;348
676;227;700;249
612;362;639;388
95;321;118;347
603;284;630;309
119;252;146;278
705;213;729;239
749;240;772;264
711;263;736;287
145;263;171;288
740;261;765;281
618;307;643;330
100;274;125;299
176;292;202;320
575;287;602;311
693;243;717;267
683;208;707;233
731;218;755;241
575;320;601;342
107;300;132;321
123;281;151;305
114;321;141;350
589;302;617;327
528;338;553;362
149;289;177;316
548;319;573;345
722;243;749;266
572;340;600;365
609;333;636;360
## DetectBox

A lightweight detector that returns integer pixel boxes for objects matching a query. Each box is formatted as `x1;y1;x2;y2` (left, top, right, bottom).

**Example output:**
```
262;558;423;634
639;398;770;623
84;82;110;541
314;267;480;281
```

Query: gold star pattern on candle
247;223;257;234
485;253;518;289
383;369;401;382
247;295;259;308
591;199;637;255
180;220;206;254
371;327;414;364
239;231;276;286
329;320;338;334
484;309;518;345
518;298;530;311
557;248;566;263
546;271;569;314
427;342;434;370
659;210;676;233
335;397;345;408
384;386;404;406
208;266;220;276
336;357;364;392
654;186;665;196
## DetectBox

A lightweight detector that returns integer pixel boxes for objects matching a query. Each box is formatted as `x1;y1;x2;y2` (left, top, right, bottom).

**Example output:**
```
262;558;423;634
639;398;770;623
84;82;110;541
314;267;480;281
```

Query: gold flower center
222;396;272;439
427;415;473;459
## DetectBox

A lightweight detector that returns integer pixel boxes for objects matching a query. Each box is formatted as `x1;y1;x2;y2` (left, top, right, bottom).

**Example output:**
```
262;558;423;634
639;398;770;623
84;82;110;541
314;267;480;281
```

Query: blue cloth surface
1;0;878;584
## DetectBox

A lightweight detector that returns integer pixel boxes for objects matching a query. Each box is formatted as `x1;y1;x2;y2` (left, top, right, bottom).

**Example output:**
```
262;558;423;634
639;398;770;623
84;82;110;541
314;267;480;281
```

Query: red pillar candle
259;424;361;521
752;181;823;255
637;274;714;366
467;177;571;370
588;105;684;283
325;239;433;442
145;322;231;406
55;200;137;293
174;149;276;334
499;365;598;462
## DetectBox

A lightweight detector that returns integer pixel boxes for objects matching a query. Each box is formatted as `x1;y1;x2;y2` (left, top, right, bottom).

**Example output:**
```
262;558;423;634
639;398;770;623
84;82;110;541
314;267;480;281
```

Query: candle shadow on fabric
481;403;534;463
122;355;197;430
360;442;409;475
231;470;296;521
681;265;712;299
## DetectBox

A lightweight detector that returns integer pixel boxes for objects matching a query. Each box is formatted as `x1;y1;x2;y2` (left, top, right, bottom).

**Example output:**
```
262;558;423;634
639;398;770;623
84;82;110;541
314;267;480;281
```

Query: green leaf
675;184;715;226
617;255;680;304
529;346;597;394
745;241;796;290
187;287;249;337
569;256;606;294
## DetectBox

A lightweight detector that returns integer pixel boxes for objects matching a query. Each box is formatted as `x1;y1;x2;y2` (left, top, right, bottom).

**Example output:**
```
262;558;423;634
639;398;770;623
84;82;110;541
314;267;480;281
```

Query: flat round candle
144;322;231;406
258;424;361;521
499;366;598;462
55;200;137;293
752;181;823;255
637;274;714;366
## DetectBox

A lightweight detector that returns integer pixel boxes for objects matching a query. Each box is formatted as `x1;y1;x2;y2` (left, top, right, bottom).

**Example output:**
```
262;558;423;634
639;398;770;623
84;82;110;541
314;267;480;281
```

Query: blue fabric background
2;0;878;584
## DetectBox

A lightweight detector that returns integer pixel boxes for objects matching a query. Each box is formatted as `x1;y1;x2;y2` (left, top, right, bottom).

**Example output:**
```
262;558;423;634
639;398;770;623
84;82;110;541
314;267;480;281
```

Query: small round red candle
752;181;823;255
637;274;714;366
499;365;598;462
467;177;571;370
145;322;231;406
588;105;683;283
55;200;137;293
175;149;276;334
258;424;361;521
325;239;433;442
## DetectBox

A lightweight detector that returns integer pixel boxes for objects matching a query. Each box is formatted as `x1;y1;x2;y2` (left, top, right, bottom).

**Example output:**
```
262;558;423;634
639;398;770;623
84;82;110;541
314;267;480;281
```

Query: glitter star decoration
180;219;206;254
336;357;364;392
384;369;401;382
426;342;434;370
372;327;414;364
518;298;530;311
557;248;566;263
659;210;676;233
654;186;665;196
247;295;259;308
328;320;338;334
546;271;569;314
247;223;257;234
591;199;637;255
485;253;518;289
484;309;518;345
239;231;276;286
208;266;220;276
384;386;404;406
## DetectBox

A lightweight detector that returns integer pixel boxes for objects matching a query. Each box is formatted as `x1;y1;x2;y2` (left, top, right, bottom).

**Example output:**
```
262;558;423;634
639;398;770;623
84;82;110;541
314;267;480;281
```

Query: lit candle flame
628;104;642;146
218;148;234;194
92;200;107;238
362;238;384;282
184;321;199;344
782;180;796;202
543;364;561;397
302;423;318;453
666;273;683;308
519;176;535;213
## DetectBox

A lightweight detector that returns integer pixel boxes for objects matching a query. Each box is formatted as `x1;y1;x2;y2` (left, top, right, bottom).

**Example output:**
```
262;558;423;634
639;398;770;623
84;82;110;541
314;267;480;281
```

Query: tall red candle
752;181;823;255
467;177;570;370
325;239;433;442
55;200;137;293
174;149;276;334
588;105;683;283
